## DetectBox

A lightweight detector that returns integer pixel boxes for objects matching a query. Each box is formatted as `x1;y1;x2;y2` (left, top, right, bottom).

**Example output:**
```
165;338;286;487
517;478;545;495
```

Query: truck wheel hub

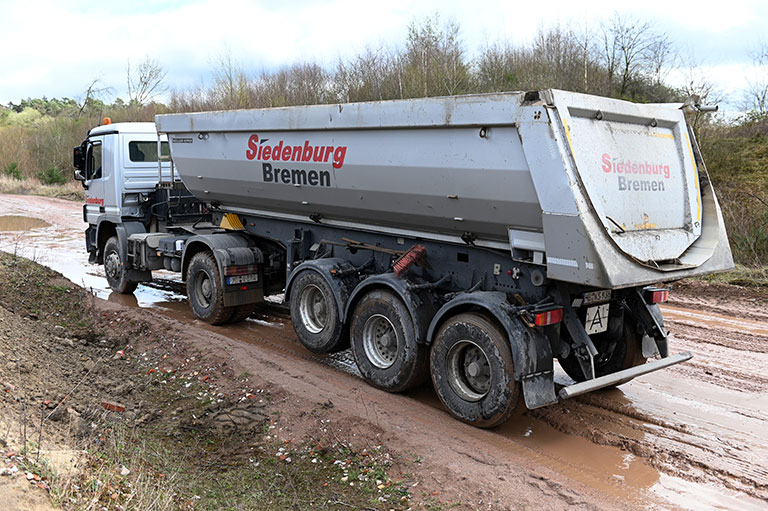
299;284;328;334
447;341;491;402
105;252;120;279
362;314;398;369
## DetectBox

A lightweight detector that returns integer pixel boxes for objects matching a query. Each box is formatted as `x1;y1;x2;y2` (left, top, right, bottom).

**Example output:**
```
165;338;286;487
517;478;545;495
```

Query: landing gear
289;271;347;353
103;236;138;294
350;290;427;392
430;313;521;428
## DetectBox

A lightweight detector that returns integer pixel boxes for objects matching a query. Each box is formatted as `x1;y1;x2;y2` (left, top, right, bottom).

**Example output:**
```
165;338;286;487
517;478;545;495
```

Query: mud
2;193;768;510
0;215;51;231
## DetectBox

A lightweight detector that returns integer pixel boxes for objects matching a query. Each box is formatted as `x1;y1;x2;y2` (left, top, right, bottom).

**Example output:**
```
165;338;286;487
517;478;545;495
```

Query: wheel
103;236;138;294
558;314;647;385
289;271;347;353
186;252;233;325
350;290;427;392
430;313;521;428
229;303;258;323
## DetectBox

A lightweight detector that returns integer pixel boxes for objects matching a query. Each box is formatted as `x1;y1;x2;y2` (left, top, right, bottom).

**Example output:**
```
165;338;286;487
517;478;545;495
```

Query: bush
36;166;68;185
2;161;23;180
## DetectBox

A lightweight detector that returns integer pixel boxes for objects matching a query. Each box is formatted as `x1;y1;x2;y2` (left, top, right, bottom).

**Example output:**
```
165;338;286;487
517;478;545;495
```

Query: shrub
2;161;23;180
36;166;68;185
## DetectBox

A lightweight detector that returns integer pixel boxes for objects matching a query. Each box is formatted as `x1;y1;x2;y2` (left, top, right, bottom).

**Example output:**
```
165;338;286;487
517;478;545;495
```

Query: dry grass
0;175;83;201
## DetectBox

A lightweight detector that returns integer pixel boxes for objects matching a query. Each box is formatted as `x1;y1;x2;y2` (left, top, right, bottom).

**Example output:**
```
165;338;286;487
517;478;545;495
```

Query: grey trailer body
75;90;732;428
156;90;732;289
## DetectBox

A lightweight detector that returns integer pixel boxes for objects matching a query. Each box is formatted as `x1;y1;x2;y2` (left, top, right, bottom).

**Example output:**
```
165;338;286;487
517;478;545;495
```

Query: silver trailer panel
156;90;733;289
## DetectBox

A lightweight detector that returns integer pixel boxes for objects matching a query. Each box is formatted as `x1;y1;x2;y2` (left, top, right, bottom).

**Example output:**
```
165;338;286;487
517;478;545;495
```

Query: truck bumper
558;352;692;400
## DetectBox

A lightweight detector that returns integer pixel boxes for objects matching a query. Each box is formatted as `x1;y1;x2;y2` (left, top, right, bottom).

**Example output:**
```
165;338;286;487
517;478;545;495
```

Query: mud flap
521;371;558;409
116;222;152;283
628;289;669;358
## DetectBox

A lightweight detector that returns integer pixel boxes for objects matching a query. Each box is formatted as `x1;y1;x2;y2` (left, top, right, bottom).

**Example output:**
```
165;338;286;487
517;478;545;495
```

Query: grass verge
0;252;419;510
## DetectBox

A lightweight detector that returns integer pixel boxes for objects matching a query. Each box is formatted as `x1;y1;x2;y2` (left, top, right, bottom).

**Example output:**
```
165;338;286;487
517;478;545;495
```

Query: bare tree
127;56;167;106
77;78;111;115
401;15;470;98
678;51;722;106
742;43;768;115
210;50;250;109
599;13;670;97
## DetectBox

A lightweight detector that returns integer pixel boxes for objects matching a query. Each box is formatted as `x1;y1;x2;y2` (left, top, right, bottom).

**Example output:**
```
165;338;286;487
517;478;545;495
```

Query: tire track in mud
527;302;768;503
3;194;768;509
229;306;768;503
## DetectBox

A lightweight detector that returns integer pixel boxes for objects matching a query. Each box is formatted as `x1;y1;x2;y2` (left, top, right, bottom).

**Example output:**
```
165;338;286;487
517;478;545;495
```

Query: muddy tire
103;236;138;294
430;313;521;428
229;304;257;324
289;271;347;354
350;290;427;392
558;316;646;385
186;252;233;325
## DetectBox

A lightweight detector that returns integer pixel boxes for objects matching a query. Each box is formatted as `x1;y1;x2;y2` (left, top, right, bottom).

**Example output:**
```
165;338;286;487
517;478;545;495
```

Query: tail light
535;308;563;326
644;287;669;304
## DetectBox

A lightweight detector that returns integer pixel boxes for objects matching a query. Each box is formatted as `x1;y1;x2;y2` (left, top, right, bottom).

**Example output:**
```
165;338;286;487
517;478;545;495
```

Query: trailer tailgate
550;90;702;264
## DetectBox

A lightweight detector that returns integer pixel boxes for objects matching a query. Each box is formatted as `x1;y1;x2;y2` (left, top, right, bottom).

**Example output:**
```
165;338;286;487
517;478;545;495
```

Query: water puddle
0;215;51;231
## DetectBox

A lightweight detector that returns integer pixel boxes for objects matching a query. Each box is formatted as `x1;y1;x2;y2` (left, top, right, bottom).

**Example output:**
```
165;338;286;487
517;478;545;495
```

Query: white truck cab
74;121;171;226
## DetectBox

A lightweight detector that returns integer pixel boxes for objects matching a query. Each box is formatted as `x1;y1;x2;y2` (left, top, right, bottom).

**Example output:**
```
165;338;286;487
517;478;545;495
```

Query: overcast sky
1;0;766;113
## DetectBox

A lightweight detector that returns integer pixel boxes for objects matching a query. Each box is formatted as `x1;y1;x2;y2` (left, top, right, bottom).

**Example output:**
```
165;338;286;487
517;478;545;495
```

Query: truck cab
73;120;176;264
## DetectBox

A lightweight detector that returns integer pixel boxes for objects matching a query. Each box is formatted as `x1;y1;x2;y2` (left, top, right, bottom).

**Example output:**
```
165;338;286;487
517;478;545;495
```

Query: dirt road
2;194;767;510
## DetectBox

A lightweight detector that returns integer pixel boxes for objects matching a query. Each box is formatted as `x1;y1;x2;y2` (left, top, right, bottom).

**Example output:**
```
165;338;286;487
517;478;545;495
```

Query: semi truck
73;90;733;428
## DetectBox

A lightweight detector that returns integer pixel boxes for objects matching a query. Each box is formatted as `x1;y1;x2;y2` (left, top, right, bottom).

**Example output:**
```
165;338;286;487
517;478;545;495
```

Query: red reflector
535;308;563;327
241;286;247;290
650;289;669;303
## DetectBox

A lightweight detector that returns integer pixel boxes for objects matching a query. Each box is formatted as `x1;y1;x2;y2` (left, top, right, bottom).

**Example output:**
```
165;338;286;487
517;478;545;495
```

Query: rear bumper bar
558;352;693;400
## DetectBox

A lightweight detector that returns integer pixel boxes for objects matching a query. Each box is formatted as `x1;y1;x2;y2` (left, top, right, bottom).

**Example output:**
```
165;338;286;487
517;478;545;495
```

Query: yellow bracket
220;213;245;230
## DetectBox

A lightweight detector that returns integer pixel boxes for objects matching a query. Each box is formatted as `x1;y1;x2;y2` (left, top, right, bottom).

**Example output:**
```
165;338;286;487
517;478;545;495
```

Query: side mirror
73;145;84;171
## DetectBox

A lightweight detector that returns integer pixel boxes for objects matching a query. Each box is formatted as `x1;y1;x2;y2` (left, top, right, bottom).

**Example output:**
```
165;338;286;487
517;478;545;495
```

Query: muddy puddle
0;215;51;231
2;194;767;511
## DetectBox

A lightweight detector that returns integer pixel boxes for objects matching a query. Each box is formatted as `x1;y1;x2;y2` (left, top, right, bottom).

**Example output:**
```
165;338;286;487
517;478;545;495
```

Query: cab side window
86;142;102;180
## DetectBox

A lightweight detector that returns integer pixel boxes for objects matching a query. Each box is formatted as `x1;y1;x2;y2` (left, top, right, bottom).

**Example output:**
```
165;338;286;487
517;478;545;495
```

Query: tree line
1;14;766;267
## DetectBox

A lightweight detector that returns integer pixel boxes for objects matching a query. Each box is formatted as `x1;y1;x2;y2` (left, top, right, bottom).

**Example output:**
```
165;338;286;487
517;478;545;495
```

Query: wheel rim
362;314;399;369
299;284;328;334
194;269;213;308
446;340;492;402
105;250;121;280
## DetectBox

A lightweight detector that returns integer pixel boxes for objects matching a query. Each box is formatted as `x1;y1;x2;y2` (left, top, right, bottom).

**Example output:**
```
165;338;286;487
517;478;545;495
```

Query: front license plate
227;274;259;285
584;304;609;334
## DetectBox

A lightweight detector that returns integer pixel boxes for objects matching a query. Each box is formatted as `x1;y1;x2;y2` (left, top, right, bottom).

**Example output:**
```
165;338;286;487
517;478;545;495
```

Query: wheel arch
344;274;439;345
285;258;357;319
94;217;120;264
426;291;554;383
181;233;262;282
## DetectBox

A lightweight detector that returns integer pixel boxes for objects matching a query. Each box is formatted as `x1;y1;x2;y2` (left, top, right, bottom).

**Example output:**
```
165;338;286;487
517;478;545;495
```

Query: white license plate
227;274;259;285
585;304;610;334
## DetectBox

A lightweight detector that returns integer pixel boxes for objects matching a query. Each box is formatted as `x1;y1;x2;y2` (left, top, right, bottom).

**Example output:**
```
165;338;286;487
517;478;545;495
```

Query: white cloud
0;0;765;106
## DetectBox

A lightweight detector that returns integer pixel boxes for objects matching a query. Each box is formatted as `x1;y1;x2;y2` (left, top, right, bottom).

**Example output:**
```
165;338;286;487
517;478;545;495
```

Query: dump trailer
73;90;732;428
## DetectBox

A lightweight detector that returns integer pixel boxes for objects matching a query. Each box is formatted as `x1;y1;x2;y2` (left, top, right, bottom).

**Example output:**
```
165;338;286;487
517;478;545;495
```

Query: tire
350;290;427;392
289;271;348;354
430;313;521;428
186;252;233;325
229;304;257;324
103;236;138;294
558;315;647;385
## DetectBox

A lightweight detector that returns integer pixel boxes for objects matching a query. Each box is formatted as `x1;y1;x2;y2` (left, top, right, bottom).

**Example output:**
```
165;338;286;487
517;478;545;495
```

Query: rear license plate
227;274;259;285
585;304;609;334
